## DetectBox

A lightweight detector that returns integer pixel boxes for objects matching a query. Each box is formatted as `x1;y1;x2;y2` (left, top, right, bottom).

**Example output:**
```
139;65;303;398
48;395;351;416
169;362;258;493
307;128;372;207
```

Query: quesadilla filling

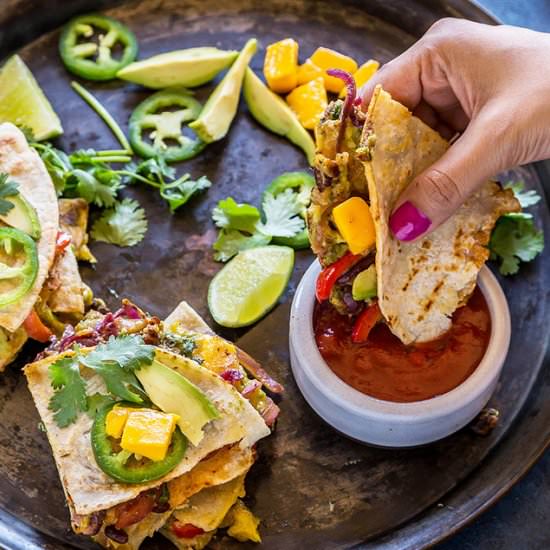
308;73;520;345
25;299;282;548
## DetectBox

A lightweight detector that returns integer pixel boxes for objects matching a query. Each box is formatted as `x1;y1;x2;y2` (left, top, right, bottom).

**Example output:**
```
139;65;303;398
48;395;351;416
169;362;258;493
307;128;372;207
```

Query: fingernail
389;201;431;241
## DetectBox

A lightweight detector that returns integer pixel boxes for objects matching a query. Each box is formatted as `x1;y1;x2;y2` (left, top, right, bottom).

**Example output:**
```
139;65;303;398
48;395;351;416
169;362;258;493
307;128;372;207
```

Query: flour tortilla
0;123;58;331
24;347;269;516
45;246;85;315
361;86;520;344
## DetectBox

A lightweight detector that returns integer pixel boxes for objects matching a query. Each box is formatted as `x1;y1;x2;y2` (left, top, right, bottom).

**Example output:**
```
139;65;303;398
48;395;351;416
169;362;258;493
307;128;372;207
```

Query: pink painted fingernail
389;201;431;241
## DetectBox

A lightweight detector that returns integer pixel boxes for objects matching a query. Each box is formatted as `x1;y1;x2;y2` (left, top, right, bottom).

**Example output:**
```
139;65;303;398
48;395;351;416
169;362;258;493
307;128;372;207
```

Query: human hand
360;18;550;241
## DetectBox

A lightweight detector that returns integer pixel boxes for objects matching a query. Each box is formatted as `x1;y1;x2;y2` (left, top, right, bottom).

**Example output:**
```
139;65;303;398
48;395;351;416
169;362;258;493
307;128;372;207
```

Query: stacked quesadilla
308;83;520;344
0;123;87;369
25;299;282;549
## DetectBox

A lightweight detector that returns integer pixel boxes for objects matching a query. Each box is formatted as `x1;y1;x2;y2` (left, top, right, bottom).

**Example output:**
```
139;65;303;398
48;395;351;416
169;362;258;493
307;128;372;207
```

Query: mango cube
309;47;358;93
332;197;376;255
296;59;323;85
263;38;299;94
286;77;328;130
105;406;131;439
121;409;180;462
339;59;380;98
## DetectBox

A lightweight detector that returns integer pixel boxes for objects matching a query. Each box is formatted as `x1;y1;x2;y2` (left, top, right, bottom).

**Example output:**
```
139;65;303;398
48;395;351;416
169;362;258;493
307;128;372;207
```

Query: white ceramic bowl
289;261;511;447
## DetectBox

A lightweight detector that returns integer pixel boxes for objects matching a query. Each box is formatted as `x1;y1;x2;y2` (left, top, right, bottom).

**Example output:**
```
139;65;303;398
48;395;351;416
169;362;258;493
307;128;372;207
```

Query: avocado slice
352;265;377;301
117;47;239;89
135;359;219;446
189;39;257;143
0;195;41;239
243;68;315;165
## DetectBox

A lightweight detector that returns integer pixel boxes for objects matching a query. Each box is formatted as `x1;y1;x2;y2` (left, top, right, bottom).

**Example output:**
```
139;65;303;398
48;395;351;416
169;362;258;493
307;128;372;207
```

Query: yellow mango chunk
339;59;380;98
332;197;376;255
263;38;299;94
121;409;180;462
309;47;358;93
227;500;262;543
296;59;323;85
286;77;328;130
105;406;131;439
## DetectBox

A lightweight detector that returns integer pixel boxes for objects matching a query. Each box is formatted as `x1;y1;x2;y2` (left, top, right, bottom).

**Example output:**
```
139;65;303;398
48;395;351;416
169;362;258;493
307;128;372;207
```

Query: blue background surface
437;2;549;549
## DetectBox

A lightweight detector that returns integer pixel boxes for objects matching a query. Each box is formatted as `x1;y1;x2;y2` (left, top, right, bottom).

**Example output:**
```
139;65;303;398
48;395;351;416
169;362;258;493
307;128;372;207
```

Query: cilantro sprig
211;185;309;262
0;173;20;216
48;335;155;428
91;198;148;247
488;181;544;275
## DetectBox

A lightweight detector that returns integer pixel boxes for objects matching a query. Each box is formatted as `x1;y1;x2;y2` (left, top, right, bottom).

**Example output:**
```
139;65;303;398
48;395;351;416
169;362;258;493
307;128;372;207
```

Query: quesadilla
0;124;88;370
308;83;520;344
25;299;281;548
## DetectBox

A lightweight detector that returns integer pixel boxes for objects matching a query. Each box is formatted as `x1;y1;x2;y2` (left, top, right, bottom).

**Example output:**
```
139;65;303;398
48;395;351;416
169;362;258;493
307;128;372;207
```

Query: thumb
388;116;503;242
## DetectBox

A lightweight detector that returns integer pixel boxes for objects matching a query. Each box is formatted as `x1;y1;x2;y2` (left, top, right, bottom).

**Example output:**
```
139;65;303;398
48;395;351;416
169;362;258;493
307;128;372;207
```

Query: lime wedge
0;55;63;140
208;245;294;327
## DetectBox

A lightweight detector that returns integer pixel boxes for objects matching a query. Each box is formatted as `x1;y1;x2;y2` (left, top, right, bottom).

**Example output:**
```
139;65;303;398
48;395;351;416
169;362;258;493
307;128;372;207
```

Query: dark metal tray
0;1;548;549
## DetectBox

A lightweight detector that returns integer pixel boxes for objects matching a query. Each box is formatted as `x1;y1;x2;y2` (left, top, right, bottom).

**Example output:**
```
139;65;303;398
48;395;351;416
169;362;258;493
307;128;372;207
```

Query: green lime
208;245;294;328
0;56;63;140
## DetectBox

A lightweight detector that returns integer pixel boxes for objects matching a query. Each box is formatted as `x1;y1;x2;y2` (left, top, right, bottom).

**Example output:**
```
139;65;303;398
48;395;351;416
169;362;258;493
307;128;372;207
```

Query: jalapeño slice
263;171;315;249
129;89;206;163
0;227;39;308
92;402;187;484
59;14;138;81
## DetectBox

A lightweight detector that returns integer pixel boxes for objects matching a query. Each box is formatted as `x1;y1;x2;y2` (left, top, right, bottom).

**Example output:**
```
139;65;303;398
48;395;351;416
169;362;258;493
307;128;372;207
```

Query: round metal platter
0;1;548;549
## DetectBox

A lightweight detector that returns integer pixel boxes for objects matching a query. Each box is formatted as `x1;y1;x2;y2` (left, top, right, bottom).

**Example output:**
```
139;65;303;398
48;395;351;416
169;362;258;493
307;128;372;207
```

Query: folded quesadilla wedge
25;299;281;549
0;125;88;369
307;80;520;343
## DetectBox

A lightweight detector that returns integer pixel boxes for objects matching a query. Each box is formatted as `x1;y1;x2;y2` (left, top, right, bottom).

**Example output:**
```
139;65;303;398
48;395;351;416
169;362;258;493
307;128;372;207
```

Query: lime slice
0;55;63;140
208;245;294;327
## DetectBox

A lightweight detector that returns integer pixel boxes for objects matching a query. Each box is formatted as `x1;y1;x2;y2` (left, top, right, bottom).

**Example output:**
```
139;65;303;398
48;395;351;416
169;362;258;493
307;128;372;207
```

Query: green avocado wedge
189;38;257;143
135;359;219;447
117;47;239;89
0;195;41;240
243;67;315;165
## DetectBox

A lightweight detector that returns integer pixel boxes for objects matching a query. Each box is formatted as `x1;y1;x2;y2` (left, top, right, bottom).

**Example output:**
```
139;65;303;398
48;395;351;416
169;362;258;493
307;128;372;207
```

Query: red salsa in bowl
313;287;491;403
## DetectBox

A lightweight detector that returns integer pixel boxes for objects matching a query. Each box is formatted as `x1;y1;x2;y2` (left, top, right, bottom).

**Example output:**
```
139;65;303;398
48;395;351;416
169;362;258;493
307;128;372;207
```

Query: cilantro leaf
489;213;544;275
86;393;115;418
161;175;212;212
212;197;261;233
65;168;121;208
504;181;541;208
80;335;155;403
162;332;198;360
259;189;305;237
91;198;148;247
0;173;20;216
48;357;88;428
213;229;271;262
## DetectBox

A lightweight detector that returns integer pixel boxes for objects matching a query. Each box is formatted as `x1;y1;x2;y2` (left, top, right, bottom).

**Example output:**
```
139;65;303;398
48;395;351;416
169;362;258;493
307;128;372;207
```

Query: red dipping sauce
314;287;491;403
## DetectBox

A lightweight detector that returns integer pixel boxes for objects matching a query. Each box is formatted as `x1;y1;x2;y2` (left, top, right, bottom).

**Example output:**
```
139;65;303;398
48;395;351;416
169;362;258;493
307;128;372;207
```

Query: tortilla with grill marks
361;86;520;344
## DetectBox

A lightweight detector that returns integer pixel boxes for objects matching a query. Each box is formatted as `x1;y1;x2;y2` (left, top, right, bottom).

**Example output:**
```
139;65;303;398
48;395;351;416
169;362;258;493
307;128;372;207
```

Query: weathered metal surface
0;1;548;549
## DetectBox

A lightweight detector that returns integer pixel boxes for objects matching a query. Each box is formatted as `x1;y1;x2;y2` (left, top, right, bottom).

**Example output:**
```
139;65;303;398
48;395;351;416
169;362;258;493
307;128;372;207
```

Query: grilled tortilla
0;123;58;332
361;86;520;343
24;347;269;517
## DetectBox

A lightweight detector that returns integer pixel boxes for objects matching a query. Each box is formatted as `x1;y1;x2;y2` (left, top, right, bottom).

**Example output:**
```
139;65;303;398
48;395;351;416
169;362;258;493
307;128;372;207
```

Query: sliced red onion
105;525;128;544
114;301;143;320
95;312;119;338
241;379;261;397
220;368;244;383
326;69;356;152
236;348;284;394
261;400;280;427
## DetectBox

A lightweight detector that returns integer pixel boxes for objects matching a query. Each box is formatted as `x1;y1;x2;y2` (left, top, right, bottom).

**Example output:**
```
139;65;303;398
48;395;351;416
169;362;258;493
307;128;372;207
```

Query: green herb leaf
161;175;212;212
213;229;271;262
48;356;88;428
0;173;20;215
65;168;121;207
86;393;115;418
504;181;541;208
489;213;544;275
259;189;305;237
212;197;261;233
91;198;148;247
80;335;155;403
162;332;198;360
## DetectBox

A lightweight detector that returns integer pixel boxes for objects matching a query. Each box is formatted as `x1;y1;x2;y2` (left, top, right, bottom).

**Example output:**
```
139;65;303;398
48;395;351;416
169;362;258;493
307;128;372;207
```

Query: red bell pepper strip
316;252;361;302
23;309;53;343
56;231;72;255
171;521;205;539
351;302;382;343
